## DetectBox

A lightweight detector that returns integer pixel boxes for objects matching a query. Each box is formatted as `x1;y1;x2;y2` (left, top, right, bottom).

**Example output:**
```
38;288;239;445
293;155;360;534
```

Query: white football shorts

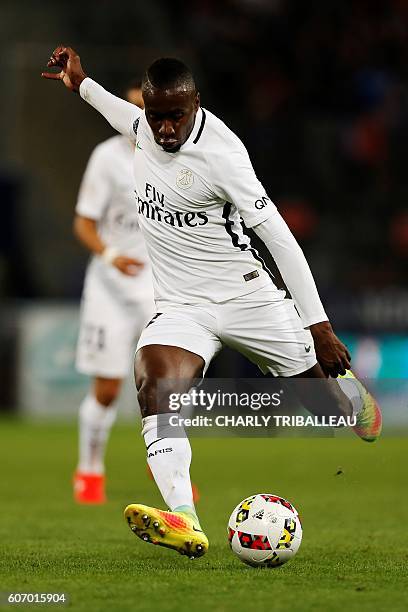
136;285;317;377
76;271;155;378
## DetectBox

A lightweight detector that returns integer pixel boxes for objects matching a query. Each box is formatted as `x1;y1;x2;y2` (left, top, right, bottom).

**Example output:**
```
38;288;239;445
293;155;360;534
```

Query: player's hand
41;46;87;92
309;321;351;377
112;256;145;276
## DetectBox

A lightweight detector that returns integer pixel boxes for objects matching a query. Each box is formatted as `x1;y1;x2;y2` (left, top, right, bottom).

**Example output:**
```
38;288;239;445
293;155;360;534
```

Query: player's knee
137;374;184;418
137;376;160;418
134;351;161;416
135;345;205;417
94;378;121;407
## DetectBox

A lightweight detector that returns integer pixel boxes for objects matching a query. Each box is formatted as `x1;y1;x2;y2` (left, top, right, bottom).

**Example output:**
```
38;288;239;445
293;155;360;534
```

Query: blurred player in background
73;81;154;504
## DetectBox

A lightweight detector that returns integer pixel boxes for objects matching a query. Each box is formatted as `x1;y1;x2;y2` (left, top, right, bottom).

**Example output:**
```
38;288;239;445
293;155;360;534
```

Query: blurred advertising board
16;303;137;419
14;303;408;424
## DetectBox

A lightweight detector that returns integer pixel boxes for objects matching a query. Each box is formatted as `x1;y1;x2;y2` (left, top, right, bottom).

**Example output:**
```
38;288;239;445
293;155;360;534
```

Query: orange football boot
73;471;106;504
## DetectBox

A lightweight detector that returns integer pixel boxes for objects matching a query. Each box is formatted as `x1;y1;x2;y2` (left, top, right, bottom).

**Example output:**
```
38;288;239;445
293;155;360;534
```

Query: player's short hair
142;58;196;94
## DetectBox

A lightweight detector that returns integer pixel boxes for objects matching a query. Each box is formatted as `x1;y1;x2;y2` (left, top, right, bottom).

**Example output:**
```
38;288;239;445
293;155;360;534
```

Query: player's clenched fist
41;46;87;92
310;321;351;377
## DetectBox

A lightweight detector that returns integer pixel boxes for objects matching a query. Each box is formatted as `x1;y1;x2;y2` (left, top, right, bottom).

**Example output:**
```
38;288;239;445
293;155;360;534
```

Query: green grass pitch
0;420;407;612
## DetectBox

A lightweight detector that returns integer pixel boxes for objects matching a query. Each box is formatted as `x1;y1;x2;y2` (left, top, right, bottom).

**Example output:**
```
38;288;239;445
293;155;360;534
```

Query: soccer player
73;82;154;503
43;46;382;558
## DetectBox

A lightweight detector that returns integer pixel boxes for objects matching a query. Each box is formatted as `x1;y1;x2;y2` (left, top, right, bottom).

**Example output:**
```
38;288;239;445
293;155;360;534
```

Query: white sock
78;394;118;474
336;378;363;417
142;414;195;512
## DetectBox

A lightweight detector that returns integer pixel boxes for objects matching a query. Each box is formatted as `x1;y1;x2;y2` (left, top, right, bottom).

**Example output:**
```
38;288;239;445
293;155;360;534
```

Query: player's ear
194;91;200;111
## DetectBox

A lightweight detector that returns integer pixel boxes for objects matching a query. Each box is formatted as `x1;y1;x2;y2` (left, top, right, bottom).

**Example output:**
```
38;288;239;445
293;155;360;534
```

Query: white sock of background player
142;414;196;515
78;394;118;474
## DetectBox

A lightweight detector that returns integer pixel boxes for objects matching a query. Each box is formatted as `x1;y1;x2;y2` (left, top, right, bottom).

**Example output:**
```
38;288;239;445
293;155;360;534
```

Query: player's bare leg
74;377;121;504
291;363;352;417
124;345;209;558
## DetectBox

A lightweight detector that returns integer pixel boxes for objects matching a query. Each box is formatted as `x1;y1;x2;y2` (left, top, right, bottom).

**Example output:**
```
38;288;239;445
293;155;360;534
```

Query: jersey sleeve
253;213;328;327
75;144;112;219
80;78;141;143
210;136;277;228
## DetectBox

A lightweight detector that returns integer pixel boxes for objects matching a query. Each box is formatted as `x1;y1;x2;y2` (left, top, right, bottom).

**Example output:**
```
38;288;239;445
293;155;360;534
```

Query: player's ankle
173;504;195;515
173;505;200;525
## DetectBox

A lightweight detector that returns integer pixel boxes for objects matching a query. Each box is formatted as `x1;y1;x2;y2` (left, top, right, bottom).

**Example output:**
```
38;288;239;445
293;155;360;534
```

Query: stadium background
1;3;407;611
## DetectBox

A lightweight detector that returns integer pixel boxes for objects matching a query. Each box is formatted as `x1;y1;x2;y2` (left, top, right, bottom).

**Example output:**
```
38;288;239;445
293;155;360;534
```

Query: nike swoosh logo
193;526;203;533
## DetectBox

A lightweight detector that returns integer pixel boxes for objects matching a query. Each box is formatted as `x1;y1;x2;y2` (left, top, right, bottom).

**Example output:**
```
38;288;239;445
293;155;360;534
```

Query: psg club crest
176;168;194;190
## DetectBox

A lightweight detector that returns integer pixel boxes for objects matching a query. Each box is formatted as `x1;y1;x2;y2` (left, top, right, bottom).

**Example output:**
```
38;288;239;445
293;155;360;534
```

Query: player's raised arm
42;45;87;91
251;213;351;377
42;46;142;141
210;140;351;378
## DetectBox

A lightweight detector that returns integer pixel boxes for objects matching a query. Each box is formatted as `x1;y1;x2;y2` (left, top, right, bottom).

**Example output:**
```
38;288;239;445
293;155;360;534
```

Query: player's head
123;79;144;110
142;58;200;153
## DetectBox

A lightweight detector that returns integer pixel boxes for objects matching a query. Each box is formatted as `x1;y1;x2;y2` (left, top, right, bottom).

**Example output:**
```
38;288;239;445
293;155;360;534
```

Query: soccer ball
227;493;302;568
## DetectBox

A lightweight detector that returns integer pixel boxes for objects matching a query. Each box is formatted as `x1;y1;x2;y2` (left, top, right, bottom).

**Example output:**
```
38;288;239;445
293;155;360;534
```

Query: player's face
143;89;200;153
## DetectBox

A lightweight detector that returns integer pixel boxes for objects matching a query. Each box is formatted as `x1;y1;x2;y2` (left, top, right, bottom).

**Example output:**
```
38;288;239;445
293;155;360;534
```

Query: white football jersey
130;108;281;308
76;135;152;301
80;79;283;308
